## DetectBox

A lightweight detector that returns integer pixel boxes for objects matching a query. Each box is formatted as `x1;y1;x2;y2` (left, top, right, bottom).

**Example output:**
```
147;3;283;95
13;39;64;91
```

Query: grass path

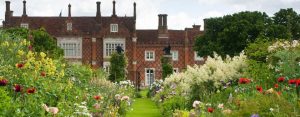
126;90;161;117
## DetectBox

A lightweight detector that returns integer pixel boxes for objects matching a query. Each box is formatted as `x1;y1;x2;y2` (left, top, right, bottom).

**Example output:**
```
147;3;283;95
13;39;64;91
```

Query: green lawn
126;90;161;117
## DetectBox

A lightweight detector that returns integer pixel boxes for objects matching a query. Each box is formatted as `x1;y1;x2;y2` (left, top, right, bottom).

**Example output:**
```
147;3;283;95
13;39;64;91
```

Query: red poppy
277;77;285;82
94;95;101;100
0;79;8;86
14;84;22;92
16;63;24;68
289;79;297;84
274;84;279;88
41;71;46;77
296;79;300;87
277;91;281;95
207;107;214;113
27;88;36;94
239;78;251;84
256;86;263;93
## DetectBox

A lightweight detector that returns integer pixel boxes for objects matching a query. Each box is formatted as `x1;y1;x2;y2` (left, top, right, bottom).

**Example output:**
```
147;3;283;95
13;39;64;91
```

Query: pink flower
121;96;130;101
93;103;100;109
42;104;59;115
193;100;201;108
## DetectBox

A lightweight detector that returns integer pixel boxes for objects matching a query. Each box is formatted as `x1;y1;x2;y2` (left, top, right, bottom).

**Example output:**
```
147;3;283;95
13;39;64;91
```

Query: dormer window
20;23;29;29
67;23;72;31
110;24;118;32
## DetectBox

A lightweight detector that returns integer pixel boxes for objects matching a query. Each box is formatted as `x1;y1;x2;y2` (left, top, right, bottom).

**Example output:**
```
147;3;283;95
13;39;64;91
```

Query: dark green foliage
31;28;63;58
4;28;63;59
161;57;173;80
273;8;300;39
195;9;300;57
109;52;127;82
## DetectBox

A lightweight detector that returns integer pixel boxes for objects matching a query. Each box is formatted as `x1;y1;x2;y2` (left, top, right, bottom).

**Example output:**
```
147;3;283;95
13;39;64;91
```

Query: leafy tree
273;8;300;39
195;9;300;58
31;28;63;58
109;52;127;82
161;57;173;80
195;11;269;57
4;28;63;58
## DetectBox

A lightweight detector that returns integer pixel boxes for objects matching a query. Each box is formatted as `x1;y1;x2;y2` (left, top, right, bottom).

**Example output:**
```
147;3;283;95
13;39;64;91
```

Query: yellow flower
40;52;46;58
18;50;24;56
2;41;9;47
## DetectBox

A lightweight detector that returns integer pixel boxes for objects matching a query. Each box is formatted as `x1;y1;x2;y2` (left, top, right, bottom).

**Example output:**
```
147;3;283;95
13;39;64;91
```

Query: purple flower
251;114;259;117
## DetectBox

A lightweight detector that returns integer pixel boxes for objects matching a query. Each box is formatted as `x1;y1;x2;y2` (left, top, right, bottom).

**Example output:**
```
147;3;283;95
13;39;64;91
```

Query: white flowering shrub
154;52;247;115
164;52;247;93
267;40;300;78
268;40;300;52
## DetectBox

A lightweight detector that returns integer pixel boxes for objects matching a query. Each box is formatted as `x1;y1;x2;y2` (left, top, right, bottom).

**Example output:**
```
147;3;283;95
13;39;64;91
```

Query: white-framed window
103;62;110;73
194;51;204;61
67;23;72;31
110;24;118;32
173;68;179;73
20;23;29;29
103;38;125;58
145;68;155;86
57;37;82;58
145;51;155;61
171;51;179;61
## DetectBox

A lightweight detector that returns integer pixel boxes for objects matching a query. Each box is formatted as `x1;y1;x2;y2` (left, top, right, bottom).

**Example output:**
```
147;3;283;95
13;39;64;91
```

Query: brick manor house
3;1;204;86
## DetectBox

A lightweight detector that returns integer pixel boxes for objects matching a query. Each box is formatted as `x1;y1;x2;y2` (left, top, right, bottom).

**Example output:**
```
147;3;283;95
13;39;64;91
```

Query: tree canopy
194;8;300;57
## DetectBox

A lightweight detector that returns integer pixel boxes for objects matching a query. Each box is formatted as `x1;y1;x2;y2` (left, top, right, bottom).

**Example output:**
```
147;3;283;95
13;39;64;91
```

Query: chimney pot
133;2;136;19
112;0;116;16
96;1;101;17
22;0;27;17
68;4;71;18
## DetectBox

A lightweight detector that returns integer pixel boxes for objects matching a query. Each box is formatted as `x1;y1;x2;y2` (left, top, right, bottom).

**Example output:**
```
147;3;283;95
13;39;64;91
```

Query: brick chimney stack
158;14;168;38
68;4;71;18
112;0;116;17
5;1;12;20
22;0;27;17
133;2;136;20
96;1;101;17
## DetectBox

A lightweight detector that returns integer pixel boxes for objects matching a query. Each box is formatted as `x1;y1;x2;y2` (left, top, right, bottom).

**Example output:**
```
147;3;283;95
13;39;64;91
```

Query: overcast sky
0;0;299;30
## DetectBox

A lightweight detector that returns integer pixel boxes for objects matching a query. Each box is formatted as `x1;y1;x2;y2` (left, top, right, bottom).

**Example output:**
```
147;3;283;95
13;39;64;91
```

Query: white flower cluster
164;52;247;93
150;79;163;90
73;102;92;117
118;80;134;87
268;40;300;52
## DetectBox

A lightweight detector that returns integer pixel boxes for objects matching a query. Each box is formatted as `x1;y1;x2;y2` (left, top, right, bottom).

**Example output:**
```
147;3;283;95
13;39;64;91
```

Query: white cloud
0;0;299;29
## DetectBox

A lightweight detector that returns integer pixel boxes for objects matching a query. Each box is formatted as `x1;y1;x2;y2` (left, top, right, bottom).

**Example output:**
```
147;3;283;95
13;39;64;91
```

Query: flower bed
0;30;134;116
152;40;300;116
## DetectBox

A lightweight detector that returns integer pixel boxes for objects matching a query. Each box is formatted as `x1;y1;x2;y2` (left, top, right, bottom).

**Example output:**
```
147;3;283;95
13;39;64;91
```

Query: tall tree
108;52;127;82
195;11;269;57
273;8;300;39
